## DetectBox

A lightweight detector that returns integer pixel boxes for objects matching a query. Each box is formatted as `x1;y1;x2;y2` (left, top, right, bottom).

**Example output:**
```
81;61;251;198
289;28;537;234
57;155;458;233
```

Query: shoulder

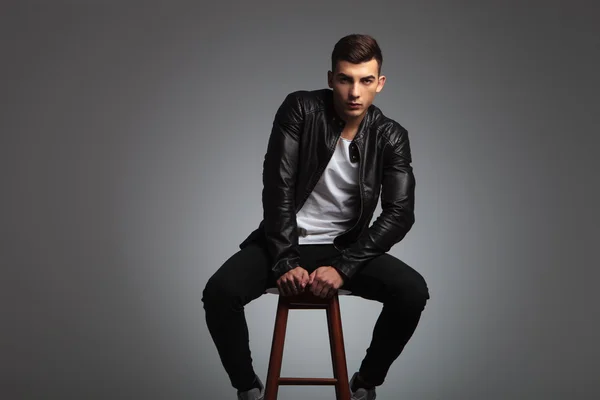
274;90;305;122
274;88;331;122
369;106;412;160
283;88;330;111
369;107;408;144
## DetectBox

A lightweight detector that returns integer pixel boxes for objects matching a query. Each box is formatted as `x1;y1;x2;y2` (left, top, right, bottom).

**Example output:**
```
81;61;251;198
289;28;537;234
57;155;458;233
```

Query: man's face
327;58;386;122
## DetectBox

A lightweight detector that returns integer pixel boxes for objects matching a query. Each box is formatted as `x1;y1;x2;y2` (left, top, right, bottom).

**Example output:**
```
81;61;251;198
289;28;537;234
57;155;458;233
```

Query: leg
344;253;430;387
201;243;276;391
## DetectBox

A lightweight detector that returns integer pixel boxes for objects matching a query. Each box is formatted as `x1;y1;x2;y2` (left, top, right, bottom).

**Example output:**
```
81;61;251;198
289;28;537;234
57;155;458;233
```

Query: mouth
347;102;361;108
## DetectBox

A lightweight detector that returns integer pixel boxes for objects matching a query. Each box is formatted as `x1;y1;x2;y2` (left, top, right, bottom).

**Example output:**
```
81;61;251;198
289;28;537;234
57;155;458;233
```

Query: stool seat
263;287;351;399
265;287;352;296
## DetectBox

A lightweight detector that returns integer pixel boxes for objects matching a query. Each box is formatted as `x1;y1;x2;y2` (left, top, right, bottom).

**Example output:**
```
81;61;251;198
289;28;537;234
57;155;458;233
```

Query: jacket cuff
325;253;365;281
331;265;350;284
272;257;301;280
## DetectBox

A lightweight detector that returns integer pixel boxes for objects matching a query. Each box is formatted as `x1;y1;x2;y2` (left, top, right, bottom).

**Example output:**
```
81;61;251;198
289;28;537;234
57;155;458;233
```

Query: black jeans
201;242;430;391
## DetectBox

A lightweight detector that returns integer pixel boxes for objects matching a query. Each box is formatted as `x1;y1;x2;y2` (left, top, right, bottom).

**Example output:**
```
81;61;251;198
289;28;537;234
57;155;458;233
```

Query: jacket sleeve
262;92;304;279
328;124;416;281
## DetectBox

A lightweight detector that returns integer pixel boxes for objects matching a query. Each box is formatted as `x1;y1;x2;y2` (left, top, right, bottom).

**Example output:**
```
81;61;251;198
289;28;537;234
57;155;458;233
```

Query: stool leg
327;294;351;400
265;296;289;400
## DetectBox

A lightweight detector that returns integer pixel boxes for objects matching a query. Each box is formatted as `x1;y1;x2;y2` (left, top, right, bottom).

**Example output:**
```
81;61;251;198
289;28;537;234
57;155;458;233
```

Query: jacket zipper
333;138;364;252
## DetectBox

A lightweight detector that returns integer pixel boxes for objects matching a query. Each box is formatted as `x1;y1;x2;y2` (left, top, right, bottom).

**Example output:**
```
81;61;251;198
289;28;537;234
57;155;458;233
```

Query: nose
350;83;360;99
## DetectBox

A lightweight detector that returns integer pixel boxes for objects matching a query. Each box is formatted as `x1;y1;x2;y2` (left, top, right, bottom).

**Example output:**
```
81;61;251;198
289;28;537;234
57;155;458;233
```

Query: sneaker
237;375;264;400
349;372;376;400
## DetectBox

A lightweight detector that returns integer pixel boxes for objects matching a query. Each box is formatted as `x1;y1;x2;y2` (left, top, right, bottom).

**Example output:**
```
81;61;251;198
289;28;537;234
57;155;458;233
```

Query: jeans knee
410;288;429;312
390;285;429;312
407;273;430;310
202;277;243;312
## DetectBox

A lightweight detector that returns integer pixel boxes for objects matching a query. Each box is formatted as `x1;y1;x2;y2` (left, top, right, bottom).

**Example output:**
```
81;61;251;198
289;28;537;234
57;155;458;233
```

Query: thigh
203;243;276;306
344;253;430;304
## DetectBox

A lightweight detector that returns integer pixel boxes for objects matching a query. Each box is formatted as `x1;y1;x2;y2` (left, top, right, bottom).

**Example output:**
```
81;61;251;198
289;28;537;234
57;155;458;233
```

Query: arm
262;92;304;279
328;124;416;281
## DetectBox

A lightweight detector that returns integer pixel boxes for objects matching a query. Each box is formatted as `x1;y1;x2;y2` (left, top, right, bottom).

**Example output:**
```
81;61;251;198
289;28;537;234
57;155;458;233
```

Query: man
202;33;430;400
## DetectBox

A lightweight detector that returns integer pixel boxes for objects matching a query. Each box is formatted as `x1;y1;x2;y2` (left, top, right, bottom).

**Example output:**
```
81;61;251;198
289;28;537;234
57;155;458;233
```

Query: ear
376;75;386;93
327;70;333;88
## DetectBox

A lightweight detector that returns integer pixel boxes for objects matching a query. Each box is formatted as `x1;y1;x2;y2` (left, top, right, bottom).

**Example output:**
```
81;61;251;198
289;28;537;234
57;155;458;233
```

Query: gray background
2;1;599;399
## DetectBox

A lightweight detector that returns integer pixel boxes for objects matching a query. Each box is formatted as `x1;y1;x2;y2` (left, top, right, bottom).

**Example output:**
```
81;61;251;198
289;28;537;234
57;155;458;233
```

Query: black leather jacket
239;88;416;282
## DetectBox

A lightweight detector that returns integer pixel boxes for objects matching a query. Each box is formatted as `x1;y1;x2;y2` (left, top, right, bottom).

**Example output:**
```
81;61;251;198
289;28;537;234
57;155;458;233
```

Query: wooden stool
263;287;352;400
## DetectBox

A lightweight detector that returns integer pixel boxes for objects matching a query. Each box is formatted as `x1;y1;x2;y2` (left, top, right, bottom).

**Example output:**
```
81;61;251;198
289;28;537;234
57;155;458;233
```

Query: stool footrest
278;377;338;385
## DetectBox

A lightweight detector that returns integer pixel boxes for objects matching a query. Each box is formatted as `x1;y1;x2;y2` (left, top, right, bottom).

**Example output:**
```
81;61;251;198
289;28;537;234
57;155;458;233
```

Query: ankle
352;373;375;391
238;375;261;393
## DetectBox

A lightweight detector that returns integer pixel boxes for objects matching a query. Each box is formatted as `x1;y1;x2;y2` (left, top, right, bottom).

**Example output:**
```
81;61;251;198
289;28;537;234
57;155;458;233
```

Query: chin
347;109;364;116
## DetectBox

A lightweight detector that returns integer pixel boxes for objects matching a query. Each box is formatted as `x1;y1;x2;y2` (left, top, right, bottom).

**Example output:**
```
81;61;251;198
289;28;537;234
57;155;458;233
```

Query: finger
320;287;329;299
301;271;309;289
287;280;298;296
312;282;323;297
288;280;297;296
299;278;307;292
308;280;316;294
277;281;288;297
293;275;304;292
295;274;305;293
321;284;333;299
301;272;309;290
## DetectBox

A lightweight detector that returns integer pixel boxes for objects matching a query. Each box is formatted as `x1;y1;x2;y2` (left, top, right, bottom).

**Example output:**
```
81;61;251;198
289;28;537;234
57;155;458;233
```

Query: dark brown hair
331;34;383;75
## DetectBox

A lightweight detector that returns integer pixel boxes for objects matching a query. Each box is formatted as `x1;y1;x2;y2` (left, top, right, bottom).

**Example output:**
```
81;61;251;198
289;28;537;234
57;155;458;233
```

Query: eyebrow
337;73;376;80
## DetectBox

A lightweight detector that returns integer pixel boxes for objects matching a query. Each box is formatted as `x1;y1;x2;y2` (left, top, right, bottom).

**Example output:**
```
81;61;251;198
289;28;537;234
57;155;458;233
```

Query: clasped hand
276;266;344;298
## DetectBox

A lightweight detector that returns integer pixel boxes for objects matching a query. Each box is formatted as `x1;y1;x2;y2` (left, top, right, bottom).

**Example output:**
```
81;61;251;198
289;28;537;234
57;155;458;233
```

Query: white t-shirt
296;137;360;244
